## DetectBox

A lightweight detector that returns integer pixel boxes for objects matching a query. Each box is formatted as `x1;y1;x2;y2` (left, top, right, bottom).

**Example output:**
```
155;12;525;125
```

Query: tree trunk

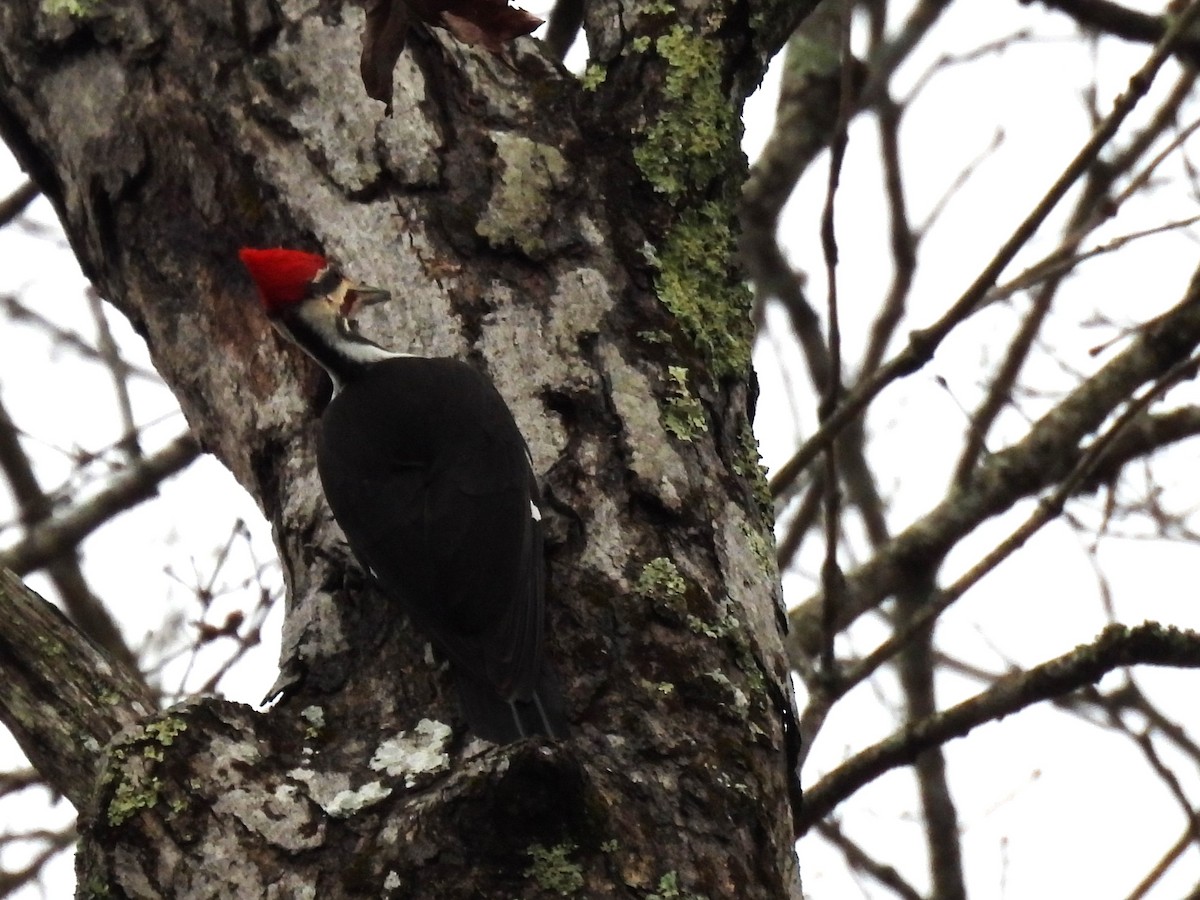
0;0;806;895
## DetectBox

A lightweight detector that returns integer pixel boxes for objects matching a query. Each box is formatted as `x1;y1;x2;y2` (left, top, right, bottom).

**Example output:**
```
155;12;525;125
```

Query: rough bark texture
0;568;155;811
0;0;804;896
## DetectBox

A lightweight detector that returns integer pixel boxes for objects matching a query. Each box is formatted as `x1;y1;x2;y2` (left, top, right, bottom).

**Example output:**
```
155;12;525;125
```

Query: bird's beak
350;285;391;306
342;285;391;317
348;289;388;309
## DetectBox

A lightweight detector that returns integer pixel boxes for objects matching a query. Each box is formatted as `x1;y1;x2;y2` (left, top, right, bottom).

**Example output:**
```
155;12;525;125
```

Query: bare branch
86;290;140;458
0;294;161;383
818;0;853;676
917;128;1006;238
0;825;74;897
789;272;1200;661
858;94;917;378
769;0;1200;498
816;819;924;900
543;0;583;61
1079;405;1200;489
0;390;138;671
1030;0;1200;65
846;345;1200;696
984;214;1200;308
743;3;891;570
953;69;1198;484
0;432;201;576
776;471;823;571
741;0;848;350
0;767;41;797
894;576;966;899
857;0;956;111
0;567;156;807
1078;679;1200;899
1124;826;1193;900
0;179;37;228
798;621;1200;832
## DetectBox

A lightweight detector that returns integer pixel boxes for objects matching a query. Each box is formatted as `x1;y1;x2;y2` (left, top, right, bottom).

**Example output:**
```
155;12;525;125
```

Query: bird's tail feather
453;667;569;743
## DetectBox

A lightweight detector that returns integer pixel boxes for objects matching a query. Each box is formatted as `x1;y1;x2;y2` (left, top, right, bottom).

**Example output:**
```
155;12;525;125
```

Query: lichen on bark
631;27;754;378
475;132;570;257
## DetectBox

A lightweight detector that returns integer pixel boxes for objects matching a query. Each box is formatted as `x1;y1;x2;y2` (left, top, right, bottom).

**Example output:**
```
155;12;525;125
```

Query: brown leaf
359;0;542;111
439;0;542;52
360;0;413;113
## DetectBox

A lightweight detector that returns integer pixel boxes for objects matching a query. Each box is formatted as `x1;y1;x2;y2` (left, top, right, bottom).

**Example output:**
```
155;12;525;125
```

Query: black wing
316;356;544;704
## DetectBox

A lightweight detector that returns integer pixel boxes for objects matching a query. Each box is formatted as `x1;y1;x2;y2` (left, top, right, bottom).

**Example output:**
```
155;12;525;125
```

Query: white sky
3;1;1200;897
750;3;1200;897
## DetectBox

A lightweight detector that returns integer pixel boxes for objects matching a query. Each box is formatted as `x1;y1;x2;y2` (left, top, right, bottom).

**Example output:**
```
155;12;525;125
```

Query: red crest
239;247;328;313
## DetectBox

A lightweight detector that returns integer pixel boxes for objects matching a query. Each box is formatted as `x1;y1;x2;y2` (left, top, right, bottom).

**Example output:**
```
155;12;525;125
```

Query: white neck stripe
273;302;411;396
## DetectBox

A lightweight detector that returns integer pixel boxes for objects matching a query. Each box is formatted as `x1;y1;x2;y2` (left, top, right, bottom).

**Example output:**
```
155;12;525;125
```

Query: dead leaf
360;0;543;112
440;0;543;52
361;0;413;113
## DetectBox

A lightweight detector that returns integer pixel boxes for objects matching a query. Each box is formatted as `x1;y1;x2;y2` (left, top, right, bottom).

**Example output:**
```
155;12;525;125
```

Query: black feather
316;356;566;741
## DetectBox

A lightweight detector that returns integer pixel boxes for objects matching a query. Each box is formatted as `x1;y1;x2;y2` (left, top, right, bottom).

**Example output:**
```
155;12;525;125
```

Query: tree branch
797;621;1200;832
816;819;923;900
0;432;200;576
0;568;156;807
1029;0;1200;65
953;66;1199;485
769;0;1200;498
0;179;37;228
543;0;584;61
789;269;1200;660
0;294;161;383
87;290;141;458
741;5;890;569
0;389;139;672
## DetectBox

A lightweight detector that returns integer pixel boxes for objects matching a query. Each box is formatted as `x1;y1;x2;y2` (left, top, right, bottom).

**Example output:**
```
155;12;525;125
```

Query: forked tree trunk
0;0;810;895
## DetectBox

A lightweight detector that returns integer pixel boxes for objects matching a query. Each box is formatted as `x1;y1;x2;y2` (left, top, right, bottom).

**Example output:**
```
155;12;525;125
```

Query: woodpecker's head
239;247;390;325
239;247;397;386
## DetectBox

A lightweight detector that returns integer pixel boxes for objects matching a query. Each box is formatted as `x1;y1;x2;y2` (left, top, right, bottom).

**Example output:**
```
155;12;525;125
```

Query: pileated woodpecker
239;247;565;742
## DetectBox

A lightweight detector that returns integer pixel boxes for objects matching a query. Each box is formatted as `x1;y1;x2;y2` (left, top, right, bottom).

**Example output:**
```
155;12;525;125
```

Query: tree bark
0;0;804;895
0;568;154;811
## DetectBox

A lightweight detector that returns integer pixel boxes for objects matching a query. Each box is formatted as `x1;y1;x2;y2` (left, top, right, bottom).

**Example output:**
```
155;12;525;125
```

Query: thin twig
798;622;1200;833
776;471;824;571
953;66;1199;484
87;289;142;458
0;432;201;575
0;825;75;896
0;389;139;671
0;180;38;228
0;294;161;383
843;348;1200;693
818;0;855;675
789;272;1200;664
769;0;1200;498
1124;827;1192;900
817;819;924;900
859;93;917;378
986;216;1200;307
